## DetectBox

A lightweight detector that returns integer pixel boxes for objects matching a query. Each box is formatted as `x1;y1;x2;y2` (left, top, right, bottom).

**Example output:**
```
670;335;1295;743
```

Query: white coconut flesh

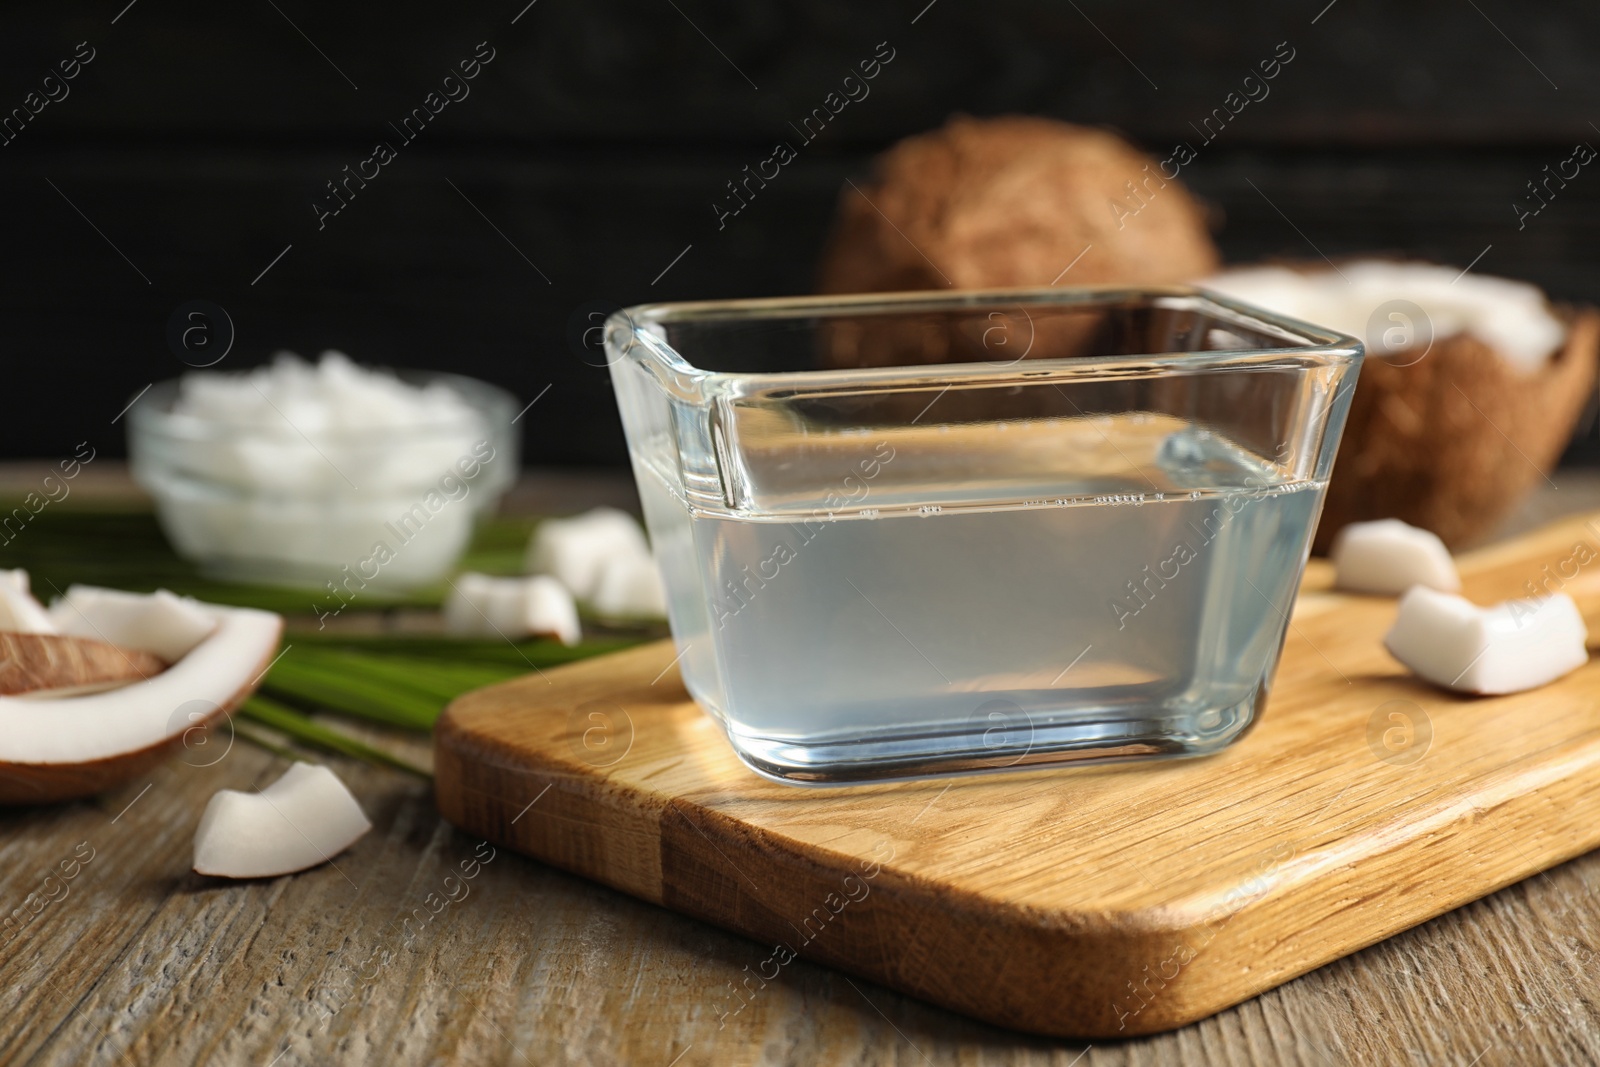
0;569;57;634
49;585;218;662
591;553;668;619
1384;587;1588;695
1332;519;1461;595
193;762;371;878
0;603;282;764
525;507;651;600
444;572;580;645
1201;260;1566;371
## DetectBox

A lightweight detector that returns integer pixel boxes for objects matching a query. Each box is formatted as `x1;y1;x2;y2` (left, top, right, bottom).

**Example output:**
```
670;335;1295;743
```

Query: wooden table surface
6;466;1600;1067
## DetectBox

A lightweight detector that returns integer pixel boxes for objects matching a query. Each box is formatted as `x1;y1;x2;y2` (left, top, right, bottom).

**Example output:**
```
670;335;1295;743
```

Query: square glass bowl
606;287;1363;784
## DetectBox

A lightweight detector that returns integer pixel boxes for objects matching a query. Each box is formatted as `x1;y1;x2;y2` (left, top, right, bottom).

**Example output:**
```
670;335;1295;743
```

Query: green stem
241;695;433;778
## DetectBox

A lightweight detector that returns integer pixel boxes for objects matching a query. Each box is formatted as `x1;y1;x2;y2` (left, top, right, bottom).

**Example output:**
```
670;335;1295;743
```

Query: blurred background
4;0;1599;467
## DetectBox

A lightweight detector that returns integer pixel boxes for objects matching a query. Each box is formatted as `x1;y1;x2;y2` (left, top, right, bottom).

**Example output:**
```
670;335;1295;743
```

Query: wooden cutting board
435;509;1600;1038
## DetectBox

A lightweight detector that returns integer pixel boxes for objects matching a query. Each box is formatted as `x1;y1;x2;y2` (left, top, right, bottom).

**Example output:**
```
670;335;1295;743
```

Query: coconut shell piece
1313;306;1600;552
0;695;234;806
0;631;166;696
817;115;1218;308
0;607;282;805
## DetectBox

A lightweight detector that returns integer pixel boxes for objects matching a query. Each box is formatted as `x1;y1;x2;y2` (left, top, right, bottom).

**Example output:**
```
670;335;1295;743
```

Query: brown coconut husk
0;631;165;696
1313;305;1600;552
816;115;1219;366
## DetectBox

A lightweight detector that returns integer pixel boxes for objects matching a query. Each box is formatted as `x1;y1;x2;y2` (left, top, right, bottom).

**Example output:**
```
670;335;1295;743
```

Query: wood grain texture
436;508;1600;1039
11;475;1600;1066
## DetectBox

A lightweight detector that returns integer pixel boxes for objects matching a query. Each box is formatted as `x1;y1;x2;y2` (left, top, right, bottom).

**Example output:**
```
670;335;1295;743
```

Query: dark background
5;1;1600;467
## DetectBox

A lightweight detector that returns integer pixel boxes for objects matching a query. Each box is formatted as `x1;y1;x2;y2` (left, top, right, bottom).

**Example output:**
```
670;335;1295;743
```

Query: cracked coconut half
1202;260;1599;550
0;579;282;804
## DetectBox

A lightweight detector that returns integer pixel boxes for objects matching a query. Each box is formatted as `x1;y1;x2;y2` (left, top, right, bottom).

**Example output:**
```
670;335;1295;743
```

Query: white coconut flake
193;763;372;878
444;572;580;645
1384;587;1588;695
0;570;57;634
49;586;217;661
174;350;479;434
1202;260;1566;372
591;552;669;619
525;507;651;600
167;350;486;496
1332;519;1461;595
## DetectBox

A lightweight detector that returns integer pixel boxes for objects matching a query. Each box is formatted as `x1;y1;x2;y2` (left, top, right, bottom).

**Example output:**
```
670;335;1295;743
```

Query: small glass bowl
128;371;519;590
608;286;1363;784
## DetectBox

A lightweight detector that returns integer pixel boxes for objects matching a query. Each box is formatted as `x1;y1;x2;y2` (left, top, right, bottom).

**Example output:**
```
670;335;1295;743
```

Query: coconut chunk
444;573;580;645
1384;587;1588;695
591;553;668;619
48;586;217;662
525;508;650;600
1332;519;1461;595
193;763;372;878
0;569;57;634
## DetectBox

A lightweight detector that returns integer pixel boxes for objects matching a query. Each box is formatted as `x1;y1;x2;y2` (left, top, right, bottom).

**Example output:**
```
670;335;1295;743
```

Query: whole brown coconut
1313;307;1600;552
818;115;1219;305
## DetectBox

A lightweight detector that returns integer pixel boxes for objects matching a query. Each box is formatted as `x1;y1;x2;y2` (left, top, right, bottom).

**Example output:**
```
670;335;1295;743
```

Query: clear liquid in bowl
643;425;1323;783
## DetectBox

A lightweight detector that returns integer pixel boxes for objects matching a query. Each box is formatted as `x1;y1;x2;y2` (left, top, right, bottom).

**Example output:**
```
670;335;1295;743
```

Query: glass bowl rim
606;284;1364;397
